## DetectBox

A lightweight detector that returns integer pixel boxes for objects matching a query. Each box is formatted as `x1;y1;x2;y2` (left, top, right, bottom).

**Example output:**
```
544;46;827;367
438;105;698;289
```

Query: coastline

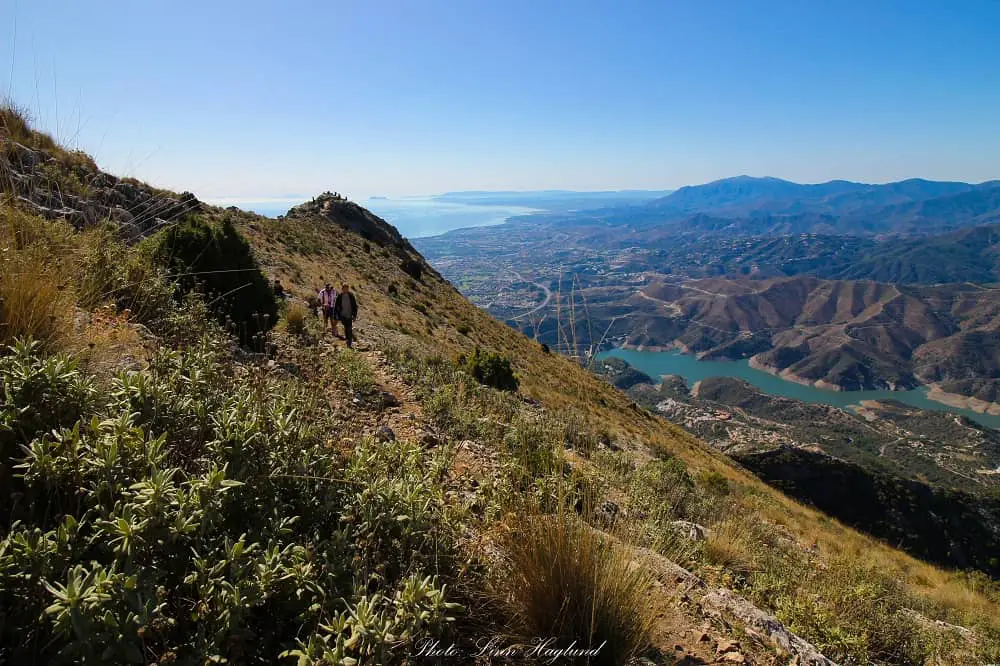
746;355;843;391
619;346;1000;409
925;385;1000;416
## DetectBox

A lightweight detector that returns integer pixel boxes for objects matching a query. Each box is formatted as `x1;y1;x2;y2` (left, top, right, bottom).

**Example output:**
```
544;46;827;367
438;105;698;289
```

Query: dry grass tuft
284;300;308;335
0;207;76;350
0;101;56;151
499;513;655;665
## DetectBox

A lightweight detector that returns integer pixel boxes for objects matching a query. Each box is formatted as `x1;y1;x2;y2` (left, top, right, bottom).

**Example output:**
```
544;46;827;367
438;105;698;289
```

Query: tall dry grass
499;513;655;666
0;206;76;350
283;300;308;335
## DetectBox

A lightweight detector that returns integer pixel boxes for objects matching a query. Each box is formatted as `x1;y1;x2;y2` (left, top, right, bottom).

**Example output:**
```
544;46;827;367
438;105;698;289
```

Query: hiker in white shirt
318;283;339;336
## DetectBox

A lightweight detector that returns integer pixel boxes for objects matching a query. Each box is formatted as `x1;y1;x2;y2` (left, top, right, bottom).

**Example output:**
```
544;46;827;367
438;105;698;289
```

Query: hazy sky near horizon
3;0;1000;201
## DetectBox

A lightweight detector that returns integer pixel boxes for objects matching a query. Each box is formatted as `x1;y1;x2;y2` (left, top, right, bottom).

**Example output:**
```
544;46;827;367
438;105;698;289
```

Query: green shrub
698;469;731;496
0;339;96;522
458;348;519;392
0;339;95;450
343;438;459;586
0;335;466;663
150;215;277;342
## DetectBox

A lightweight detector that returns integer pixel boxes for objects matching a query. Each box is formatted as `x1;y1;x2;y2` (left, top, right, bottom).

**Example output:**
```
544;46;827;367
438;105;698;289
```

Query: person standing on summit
334;283;358;348
318;282;338;335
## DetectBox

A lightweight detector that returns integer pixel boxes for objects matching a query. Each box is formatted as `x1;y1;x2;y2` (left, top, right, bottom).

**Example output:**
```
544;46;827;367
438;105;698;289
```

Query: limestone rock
670;520;711;542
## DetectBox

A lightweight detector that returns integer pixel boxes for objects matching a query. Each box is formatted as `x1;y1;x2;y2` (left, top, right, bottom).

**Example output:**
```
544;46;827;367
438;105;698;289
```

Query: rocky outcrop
699;589;837;666
639;544;838;666
286;192;441;283
1;140;200;238
287;192;410;251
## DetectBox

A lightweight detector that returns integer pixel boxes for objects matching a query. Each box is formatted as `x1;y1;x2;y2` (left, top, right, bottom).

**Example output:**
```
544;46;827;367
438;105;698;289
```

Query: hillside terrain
5;107;1000;664
597;368;1000;574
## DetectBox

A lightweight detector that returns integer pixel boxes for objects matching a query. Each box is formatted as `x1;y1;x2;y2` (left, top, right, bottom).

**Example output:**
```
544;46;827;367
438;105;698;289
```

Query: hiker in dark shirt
334;283;358;348
272;278;286;299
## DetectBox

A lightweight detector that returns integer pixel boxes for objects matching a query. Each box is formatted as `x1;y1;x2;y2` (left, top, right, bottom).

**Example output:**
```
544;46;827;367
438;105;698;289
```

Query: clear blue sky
3;0;999;202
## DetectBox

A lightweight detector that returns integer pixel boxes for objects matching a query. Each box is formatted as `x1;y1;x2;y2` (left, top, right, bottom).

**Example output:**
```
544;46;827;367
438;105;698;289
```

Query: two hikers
334;284;358;348
316;281;359;346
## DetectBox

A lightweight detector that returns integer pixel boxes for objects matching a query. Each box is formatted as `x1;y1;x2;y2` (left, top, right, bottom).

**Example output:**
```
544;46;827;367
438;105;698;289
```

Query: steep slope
240;195;1000;661
4;105;1000;664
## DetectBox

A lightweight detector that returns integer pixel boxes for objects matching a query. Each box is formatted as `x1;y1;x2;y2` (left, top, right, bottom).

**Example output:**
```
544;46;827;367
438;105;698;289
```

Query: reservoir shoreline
600;347;1000;430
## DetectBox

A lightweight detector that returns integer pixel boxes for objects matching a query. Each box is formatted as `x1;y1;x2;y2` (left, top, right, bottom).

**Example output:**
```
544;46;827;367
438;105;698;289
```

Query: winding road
509;269;553;321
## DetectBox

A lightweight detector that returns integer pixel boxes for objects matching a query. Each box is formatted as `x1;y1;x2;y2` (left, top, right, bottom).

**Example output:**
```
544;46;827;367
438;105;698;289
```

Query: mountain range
505;175;1000;237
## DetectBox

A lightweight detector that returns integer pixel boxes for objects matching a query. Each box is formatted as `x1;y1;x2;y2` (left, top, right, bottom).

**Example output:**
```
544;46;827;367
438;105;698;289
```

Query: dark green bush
458;348;519;392
401;258;423;281
150;215;277;342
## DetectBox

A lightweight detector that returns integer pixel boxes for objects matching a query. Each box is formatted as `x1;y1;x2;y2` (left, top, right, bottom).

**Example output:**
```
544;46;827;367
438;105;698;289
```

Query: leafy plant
0;333;466;663
457;348;519;392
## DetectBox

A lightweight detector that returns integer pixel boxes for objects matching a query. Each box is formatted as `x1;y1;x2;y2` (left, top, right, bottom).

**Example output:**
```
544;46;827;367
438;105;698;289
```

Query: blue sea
219;197;536;239
363;197;538;238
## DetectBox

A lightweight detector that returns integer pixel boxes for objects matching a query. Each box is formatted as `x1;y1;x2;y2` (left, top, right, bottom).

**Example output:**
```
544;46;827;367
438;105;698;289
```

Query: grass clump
0;208;76;350
78;224;177;329
499;513;655;665
283;300;308;335
1;102;58;153
327;347;376;396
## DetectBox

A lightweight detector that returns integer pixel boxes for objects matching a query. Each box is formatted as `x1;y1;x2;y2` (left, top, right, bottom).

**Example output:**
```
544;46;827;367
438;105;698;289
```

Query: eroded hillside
571;275;1000;399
